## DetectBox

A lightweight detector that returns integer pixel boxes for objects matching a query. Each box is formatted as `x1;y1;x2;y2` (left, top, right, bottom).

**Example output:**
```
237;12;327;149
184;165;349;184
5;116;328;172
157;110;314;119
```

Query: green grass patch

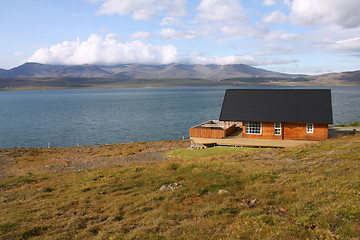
166;146;257;160
334;121;360;127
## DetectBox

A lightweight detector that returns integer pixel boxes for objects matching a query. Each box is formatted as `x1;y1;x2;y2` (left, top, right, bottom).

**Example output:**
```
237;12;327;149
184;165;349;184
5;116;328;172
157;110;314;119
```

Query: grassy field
1;135;359;239
334;121;360;127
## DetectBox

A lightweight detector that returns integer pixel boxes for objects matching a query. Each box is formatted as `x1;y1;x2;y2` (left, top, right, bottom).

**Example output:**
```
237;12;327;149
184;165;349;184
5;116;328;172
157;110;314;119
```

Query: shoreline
1;78;359;92
1;125;358;150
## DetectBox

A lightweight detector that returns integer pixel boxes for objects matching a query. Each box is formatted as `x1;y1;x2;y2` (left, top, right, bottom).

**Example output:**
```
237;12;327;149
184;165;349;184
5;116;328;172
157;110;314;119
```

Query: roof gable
219;89;333;124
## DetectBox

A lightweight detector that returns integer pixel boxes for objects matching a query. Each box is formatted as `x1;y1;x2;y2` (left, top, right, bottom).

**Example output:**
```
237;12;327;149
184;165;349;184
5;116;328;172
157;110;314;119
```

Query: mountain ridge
0;62;295;80
0;62;359;89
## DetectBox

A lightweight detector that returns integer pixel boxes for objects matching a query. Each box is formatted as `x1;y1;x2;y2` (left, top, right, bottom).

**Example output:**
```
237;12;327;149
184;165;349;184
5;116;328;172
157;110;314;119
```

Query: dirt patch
0;140;189;178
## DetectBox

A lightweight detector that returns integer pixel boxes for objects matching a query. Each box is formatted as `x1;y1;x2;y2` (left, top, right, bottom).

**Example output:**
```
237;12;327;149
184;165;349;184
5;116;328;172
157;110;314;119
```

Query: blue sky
1;0;359;74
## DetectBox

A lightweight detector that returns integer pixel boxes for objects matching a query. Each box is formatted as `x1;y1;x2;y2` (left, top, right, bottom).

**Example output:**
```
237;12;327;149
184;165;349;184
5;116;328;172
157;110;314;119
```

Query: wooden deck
190;136;316;148
190;127;359;149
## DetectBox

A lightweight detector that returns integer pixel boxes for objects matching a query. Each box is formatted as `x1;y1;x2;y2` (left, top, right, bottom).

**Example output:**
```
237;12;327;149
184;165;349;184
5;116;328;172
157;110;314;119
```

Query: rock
38;187;54;192
218;189;232;195
280;207;287;213
248;199;258;208
159;183;183;191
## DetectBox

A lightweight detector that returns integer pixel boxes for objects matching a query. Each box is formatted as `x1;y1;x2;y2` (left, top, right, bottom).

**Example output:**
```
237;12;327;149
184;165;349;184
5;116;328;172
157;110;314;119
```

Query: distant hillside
307;70;360;85
0;62;359;90
0;62;293;80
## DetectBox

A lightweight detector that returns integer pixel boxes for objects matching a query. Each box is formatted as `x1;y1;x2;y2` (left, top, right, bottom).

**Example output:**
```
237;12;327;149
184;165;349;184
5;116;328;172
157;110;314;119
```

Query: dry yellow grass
0;135;359;239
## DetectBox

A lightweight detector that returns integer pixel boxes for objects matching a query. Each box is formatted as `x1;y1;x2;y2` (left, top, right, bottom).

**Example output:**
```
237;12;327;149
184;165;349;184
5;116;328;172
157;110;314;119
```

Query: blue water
0;86;359;148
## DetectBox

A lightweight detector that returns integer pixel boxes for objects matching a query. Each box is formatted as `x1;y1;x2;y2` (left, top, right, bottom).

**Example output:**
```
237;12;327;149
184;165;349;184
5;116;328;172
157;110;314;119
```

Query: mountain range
0;62;359;89
0;62;294;80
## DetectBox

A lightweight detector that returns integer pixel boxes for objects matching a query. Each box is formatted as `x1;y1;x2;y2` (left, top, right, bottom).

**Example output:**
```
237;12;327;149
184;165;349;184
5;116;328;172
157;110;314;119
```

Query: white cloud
158;28;198;39
27;32;298;67
164;0;188;18
195;0;247;22
130;31;152;39
299;24;360;56
290;0;360;28
263;10;287;24
262;0;276;6
191;55;296;66
221;23;298;43
220;25;254;39
188;51;206;57
160;17;183;26
263;30;298;41
95;0;187;20
84;0;101;3
14;51;25;57
321;38;360;53
28;33;178;65
283;0;291;7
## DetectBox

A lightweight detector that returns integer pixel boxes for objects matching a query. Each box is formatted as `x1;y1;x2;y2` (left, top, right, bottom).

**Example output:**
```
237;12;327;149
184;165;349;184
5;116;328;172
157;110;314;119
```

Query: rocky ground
0;140;189;179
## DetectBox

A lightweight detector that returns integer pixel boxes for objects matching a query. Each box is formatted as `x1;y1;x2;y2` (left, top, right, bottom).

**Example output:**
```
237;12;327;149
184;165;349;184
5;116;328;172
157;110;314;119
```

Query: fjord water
0;86;359;148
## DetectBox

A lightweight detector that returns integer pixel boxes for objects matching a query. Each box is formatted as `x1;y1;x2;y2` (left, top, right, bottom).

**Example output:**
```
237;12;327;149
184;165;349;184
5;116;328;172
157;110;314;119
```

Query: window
246;122;262;134
306;123;314;133
274;123;281;135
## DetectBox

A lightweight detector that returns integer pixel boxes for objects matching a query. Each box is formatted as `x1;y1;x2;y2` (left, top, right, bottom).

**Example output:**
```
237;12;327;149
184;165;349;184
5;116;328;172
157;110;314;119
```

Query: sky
1;0;360;74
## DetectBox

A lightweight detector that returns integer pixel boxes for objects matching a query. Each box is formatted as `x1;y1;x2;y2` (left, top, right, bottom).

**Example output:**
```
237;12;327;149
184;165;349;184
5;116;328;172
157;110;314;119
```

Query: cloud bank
27;0;360;70
29;34;178;65
28;33;294;66
95;0;187;20
290;0;360;28
191;55;296;66
130;31;152;39
195;0;247;22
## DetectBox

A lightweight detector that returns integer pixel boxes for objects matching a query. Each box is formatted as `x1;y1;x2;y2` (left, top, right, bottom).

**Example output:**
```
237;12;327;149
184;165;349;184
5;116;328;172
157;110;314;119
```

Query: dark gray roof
219;89;333;123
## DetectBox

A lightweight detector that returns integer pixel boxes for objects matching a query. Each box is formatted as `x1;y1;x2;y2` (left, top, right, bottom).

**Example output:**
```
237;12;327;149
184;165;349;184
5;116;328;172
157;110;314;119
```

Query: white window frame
306;123;314;134
274;123;281;135
246;122;262;135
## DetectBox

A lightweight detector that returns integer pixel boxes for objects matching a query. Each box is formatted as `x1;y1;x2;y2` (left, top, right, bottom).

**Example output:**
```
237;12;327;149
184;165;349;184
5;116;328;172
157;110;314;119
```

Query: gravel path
0;140;189;179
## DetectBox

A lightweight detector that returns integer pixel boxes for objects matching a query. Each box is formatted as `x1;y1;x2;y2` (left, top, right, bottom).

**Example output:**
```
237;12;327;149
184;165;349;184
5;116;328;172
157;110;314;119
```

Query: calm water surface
0;86;359;148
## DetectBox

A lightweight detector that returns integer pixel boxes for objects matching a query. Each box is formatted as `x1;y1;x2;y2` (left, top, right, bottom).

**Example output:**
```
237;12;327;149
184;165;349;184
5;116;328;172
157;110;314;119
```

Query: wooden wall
242;122;328;141
283;123;328;141
189;127;225;139
189;124;236;139
242;122;282;140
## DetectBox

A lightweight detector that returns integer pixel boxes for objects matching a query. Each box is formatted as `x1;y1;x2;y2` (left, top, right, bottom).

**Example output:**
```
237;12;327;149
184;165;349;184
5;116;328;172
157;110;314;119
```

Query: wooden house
190;89;333;141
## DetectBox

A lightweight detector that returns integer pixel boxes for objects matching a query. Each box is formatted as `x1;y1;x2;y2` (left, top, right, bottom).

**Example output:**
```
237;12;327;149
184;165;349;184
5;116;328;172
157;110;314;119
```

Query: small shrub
38;187;54;192
81;187;91;192
0;223;17;235
21;226;48;239
168;163;180;170
260;215;275;226
153;196;165;201
135;167;146;172
89;226;100;235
